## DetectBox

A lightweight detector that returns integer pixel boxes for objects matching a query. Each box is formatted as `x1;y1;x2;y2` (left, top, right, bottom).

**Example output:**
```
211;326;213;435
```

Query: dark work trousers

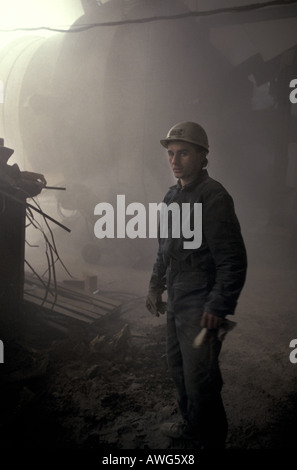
166;269;228;448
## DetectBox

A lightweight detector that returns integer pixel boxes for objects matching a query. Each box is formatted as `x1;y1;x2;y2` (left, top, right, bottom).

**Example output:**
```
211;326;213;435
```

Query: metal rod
44;186;66;190
0;188;71;232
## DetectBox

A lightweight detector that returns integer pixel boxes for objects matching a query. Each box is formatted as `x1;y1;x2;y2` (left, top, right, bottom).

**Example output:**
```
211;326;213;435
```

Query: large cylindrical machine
0;0;282;267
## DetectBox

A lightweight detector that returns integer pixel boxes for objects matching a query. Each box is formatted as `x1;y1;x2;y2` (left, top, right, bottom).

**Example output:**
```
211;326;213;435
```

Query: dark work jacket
149;169;247;318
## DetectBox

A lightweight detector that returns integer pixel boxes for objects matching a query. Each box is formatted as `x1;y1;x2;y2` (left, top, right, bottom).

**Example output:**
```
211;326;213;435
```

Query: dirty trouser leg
166;304;228;448
166;309;188;420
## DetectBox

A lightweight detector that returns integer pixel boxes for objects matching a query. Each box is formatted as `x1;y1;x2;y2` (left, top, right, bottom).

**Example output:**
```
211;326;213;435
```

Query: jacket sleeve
202;189;247;318
148;235;168;294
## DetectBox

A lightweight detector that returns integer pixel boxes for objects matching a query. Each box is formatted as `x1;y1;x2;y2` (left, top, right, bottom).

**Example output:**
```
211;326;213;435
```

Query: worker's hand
145;292;167;317
20;171;47;197
200;312;222;330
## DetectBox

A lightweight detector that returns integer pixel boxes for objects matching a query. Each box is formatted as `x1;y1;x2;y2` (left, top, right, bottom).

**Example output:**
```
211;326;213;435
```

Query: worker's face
167;141;206;186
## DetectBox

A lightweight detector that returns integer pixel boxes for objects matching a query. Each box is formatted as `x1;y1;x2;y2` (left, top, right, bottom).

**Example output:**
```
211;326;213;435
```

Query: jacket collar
170;169;208;191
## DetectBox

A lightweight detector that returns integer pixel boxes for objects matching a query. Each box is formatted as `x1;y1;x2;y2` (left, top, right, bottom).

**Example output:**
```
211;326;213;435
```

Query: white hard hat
160;121;209;152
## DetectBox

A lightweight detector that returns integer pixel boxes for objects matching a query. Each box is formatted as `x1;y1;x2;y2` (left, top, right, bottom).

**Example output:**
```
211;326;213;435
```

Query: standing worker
146;121;247;449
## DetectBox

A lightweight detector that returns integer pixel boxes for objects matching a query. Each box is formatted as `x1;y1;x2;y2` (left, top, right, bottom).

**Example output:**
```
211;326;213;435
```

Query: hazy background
0;0;297;282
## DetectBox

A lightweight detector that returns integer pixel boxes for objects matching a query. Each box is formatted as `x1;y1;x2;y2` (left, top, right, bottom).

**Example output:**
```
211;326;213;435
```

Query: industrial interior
0;0;297;451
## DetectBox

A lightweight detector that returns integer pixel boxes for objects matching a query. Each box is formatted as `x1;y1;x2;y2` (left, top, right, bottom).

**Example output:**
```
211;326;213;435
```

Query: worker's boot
160;420;201;446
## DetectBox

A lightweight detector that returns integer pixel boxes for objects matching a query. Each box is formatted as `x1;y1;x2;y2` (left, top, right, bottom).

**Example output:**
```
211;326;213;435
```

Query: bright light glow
0;0;83;29
0;0;85;167
0;0;84;49
0;0;84;46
